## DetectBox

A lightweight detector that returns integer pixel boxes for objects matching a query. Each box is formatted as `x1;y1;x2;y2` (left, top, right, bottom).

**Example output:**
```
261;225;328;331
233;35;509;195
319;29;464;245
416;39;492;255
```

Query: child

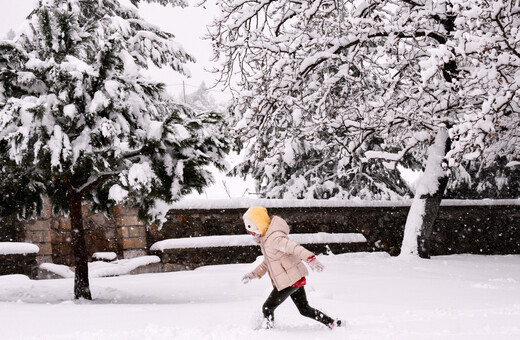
241;206;343;329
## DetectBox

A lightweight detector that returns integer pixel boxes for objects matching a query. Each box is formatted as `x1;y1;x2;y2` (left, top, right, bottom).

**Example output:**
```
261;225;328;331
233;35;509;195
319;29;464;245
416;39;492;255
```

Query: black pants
262;286;334;326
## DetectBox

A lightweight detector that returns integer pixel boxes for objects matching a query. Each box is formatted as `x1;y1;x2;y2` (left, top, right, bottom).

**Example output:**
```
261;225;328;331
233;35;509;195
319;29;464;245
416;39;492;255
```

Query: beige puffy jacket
252;216;314;291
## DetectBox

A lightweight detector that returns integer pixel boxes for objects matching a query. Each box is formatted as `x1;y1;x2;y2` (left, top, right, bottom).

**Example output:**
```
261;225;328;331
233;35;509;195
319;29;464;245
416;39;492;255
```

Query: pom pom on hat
243;206;271;236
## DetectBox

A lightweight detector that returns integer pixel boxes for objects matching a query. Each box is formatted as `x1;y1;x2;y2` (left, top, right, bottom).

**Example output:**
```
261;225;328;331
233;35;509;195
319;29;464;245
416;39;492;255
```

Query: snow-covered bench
150;232;369;270
0;242;40;278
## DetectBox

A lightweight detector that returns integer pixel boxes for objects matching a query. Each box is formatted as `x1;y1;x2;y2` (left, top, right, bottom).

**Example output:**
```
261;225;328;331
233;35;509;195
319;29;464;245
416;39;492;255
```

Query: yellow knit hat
243;206;271;236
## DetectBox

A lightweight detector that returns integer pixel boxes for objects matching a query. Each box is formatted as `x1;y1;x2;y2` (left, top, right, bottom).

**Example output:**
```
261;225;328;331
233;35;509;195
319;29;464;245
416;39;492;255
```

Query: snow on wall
150;232;367;251
39;262;74;278
168;198;520;210
39;256;161;279
88;256;160;278
0;242;39;255
92;252;118;261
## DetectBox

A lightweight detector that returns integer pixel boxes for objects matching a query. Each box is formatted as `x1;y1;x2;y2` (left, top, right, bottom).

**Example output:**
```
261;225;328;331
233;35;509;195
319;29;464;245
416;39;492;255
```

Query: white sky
0;0;228;100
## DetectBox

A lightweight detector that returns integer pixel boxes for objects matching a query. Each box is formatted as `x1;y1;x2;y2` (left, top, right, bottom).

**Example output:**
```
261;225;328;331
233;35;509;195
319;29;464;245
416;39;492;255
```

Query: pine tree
0;0;229;299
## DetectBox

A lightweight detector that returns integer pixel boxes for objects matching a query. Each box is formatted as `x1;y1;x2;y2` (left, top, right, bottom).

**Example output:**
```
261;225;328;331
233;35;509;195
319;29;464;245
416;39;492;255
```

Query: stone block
51;254;74;267
128;226;145;238
25;220;51;232
122;249;147;259
81;202;93;216
51;241;72;256
121;238;146;250
113;206;137;217
103;228;116;240
116;227;128;238
37;243;53;255
41;197;53;219
30;231;52;243
37;254;53;265
116;215;145;227
89;213;108;226
59;217;71;230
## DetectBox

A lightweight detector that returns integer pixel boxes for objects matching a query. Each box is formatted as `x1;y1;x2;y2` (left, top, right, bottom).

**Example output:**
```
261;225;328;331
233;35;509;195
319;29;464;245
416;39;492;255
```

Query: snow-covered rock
0;242;39;255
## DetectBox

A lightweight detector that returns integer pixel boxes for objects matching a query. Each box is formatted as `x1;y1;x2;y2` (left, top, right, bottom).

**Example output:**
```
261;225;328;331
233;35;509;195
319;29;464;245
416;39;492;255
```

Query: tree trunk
411;11;457;259
417;173;449;258
400;129;451;258
67;186;92;300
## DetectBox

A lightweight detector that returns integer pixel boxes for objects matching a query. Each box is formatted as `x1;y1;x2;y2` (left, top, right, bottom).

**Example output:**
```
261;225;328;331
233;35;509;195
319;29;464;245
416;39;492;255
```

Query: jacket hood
264;216;290;238
243;206;271;236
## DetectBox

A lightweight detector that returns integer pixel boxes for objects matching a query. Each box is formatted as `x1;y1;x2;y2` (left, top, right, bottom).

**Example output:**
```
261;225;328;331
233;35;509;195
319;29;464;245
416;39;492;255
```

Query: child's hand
242;272;256;284
306;256;325;272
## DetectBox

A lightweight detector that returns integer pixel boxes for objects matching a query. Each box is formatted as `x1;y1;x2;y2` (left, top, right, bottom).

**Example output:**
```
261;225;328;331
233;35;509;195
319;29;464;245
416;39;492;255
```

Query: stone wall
11;202;147;266
0;253;38;278
1;200;519;277
24;200;54;264
150;202;520;257
49;208;120;266
432;204;520;254
114;206;147;259
0;219;25;243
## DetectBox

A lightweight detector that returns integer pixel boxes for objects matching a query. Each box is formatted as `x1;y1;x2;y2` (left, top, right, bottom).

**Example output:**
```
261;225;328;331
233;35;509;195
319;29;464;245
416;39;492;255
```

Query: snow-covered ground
1;252;519;340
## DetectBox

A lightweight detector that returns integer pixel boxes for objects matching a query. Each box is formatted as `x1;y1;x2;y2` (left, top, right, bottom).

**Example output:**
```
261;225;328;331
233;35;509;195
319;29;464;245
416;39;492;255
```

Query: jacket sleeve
252;257;268;278
271;233;314;261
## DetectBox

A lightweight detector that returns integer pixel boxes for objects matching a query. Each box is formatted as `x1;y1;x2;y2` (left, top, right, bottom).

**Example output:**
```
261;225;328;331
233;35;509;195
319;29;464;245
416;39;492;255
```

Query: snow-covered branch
208;0;520;200
76;172;120;195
